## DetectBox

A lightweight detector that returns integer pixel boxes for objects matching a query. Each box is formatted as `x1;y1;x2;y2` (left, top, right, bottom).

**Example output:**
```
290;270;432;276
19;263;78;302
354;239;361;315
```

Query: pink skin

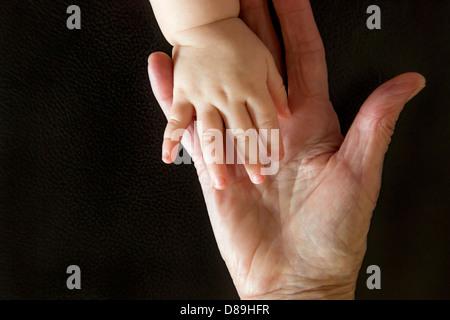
148;0;425;299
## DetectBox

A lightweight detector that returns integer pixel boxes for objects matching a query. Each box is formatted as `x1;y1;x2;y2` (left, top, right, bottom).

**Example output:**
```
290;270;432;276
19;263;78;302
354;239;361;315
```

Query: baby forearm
149;0;240;46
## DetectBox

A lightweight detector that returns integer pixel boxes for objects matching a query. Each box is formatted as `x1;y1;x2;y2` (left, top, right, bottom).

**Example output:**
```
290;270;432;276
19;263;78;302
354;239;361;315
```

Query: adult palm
148;0;425;299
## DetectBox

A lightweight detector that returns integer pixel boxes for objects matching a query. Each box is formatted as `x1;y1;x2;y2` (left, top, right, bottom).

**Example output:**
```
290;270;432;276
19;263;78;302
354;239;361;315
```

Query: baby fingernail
214;177;226;189
252;174;265;184
162;151;171;163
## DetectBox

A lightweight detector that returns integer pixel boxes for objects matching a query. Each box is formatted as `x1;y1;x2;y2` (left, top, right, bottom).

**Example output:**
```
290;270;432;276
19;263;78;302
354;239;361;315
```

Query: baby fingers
246;91;285;162
221;104;267;185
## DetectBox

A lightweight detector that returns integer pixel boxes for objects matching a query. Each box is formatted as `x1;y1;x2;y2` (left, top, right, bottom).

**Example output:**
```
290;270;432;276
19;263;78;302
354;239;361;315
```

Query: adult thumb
338;73;426;200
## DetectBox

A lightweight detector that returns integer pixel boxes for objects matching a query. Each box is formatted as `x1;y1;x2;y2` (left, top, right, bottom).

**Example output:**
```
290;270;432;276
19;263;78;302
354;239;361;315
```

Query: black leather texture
0;0;449;299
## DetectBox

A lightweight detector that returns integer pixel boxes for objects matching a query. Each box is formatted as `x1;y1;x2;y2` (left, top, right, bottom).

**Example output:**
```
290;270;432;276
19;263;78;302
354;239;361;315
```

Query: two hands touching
148;0;425;299
164;17;289;188
151;0;290;188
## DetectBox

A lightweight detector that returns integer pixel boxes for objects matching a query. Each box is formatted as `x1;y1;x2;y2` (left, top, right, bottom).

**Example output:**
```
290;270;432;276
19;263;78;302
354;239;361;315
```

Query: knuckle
245;84;264;97
377;118;396;144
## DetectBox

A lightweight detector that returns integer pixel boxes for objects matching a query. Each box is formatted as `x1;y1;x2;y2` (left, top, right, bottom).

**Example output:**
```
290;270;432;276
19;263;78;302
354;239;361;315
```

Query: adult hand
147;0;425;299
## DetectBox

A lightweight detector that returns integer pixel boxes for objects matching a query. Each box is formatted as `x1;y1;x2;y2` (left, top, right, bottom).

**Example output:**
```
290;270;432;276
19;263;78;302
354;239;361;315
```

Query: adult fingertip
409;72;426;86
147;51;168;65
404;73;426;103
147;52;159;68
147;53;161;85
147;53;154;65
406;83;426;103
377;72;427;106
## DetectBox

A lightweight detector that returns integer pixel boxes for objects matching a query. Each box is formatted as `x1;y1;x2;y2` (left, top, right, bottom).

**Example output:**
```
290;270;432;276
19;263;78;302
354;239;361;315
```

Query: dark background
0;0;448;299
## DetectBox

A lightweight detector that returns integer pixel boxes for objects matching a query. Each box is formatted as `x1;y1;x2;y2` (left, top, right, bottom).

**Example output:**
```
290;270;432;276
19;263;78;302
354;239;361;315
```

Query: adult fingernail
406;83;426;103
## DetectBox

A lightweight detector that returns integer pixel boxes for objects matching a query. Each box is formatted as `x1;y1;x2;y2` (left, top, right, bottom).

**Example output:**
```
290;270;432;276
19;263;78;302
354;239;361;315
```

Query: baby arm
150;0;289;189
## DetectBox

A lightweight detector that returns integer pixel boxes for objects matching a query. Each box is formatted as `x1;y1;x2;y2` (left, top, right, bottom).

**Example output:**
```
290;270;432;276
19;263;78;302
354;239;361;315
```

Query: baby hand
162;18;290;189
